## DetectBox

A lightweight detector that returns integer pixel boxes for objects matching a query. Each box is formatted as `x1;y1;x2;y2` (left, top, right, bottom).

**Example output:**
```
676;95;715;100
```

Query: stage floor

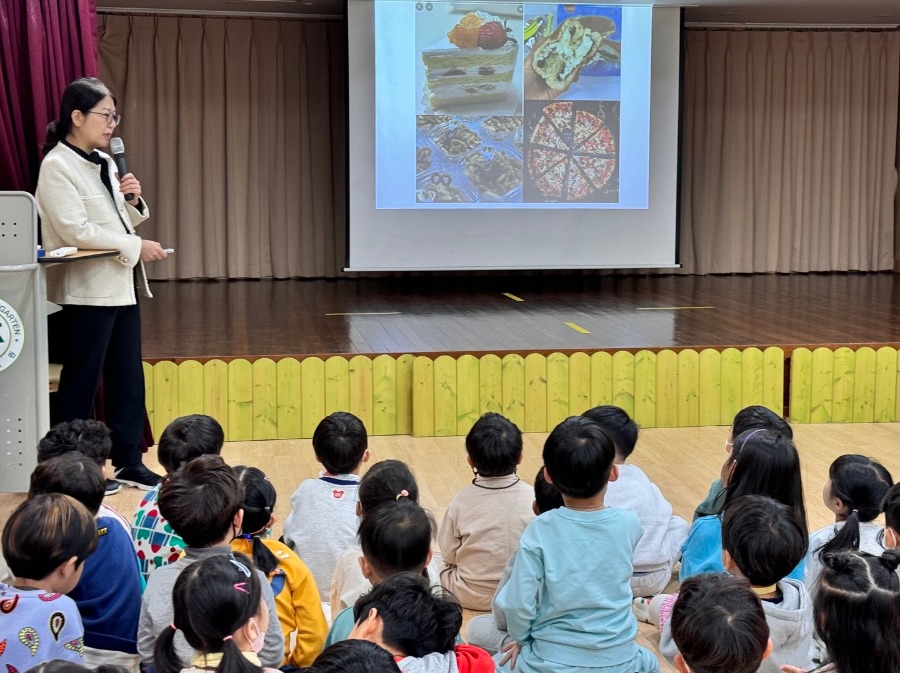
140;272;900;362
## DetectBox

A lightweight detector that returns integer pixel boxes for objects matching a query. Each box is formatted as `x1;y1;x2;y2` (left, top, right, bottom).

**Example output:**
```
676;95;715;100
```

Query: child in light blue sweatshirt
493;416;658;673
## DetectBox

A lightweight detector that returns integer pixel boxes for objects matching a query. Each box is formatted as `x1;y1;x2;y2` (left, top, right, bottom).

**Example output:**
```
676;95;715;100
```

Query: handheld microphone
108;137;133;201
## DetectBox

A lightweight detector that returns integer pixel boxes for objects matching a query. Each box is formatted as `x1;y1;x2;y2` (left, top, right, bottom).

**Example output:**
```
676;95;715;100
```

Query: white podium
0;192;49;492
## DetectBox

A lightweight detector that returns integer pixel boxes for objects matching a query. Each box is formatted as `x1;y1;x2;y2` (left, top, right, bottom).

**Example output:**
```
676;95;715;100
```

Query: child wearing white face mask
153;552;279;673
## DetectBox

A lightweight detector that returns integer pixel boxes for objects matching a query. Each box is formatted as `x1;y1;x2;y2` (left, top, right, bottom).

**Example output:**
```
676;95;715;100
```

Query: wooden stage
136;272;900;439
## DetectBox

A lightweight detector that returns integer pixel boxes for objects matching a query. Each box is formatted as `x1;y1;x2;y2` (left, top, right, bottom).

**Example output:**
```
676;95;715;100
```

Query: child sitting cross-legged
350;572;494;673
230;466;328;667
137;455;284;668
1;494;98;669
648;495;813;673
439;412;534;611
29;453;143;670
668;574;773;673
493;416;658;673
153;552;280;673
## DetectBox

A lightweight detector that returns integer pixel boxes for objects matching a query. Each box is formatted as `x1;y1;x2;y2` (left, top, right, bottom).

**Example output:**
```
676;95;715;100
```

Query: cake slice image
422;11;519;110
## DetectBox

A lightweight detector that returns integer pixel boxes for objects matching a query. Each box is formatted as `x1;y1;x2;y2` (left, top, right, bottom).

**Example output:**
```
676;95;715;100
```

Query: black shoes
114;463;162;490
105;479;122;496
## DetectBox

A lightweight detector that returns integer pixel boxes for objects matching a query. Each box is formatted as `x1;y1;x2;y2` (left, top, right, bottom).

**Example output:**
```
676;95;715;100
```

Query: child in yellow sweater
230;466;328;667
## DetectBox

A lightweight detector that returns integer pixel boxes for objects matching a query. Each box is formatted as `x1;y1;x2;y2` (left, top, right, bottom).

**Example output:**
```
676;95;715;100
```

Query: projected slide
376;1;650;209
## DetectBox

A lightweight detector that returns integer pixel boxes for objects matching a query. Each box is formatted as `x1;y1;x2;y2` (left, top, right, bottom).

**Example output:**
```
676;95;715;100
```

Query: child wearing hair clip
153;552;281;673
230;466;328;667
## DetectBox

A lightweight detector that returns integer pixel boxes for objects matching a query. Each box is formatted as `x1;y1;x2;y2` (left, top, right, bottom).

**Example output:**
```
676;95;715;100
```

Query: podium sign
0;192;49;492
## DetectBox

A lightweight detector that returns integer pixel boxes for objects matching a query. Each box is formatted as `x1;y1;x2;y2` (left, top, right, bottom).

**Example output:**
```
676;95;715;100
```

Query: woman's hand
117;172;142;204
779;666;807;673
498;640;521;670
140;240;168;262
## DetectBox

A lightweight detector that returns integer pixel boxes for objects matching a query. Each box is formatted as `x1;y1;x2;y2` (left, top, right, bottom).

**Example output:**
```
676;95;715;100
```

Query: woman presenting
36;77;166;490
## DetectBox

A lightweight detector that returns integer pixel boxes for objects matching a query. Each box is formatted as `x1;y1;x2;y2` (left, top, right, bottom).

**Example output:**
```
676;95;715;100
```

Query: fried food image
417;172;466;203
432;122;483;158
417;147;433;174
464;147;523;200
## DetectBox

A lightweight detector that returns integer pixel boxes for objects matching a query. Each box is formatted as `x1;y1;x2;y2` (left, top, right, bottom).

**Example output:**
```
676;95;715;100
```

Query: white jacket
36;141;151;306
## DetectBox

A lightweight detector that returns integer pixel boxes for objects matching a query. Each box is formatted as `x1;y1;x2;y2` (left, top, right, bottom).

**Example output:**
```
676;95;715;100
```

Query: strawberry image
478;21;512;50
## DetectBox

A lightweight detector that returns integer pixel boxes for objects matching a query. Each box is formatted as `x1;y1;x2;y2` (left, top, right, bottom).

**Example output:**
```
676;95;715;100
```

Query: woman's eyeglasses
87;110;121;125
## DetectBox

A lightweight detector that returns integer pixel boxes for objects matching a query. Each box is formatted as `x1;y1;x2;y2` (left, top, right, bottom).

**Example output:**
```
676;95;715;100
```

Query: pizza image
525;101;618;202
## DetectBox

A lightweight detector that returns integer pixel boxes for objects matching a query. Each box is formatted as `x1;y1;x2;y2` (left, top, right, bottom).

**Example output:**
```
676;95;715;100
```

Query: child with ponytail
879;482;900;550
154;552;278;673
230;466;327;667
804;455;893;593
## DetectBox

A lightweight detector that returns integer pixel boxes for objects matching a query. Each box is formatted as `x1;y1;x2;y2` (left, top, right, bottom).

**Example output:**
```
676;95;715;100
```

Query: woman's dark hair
2;494;97;580
722;495;808;586
24;662;130;673
44;77;113;153
542;416;615;499
721;429;807;538
358;460;419;515
158;414;225;474
882;483;900;532
29;452;106;516
313;412;368;475
465;412;523;477
359;499;434;581
352;572;461;659
670;573;770;673
154;552;264;673
37;419;112;466
304;640;399;673
819;455;893;557
731;405;792;439
580;405;638;458
233;466;278;575
533;466;564;514
814;549;900;673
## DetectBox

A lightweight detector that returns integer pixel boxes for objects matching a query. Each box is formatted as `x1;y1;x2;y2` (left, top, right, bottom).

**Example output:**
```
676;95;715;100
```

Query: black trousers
52;303;145;468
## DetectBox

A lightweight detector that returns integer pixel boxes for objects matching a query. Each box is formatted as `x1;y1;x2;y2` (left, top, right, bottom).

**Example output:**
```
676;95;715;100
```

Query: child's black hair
533;466;564;514
721;495;808;586
24;662;130;673
154;552;265;673
359;499;434;581
819;454;893;556
158;414;225;475
2;493;97;580
814;549;900;673
233;465;279;575
542;416;615;500
358;460;419;515
670;573;770;673
722;428;808;538
465;412;523;478
352;572;461;659
304;640;399;673
158;455;244;548
882;482;900;532
29;452;106;516
312;412;368;475
580;405;638;459
731;405;792;439
37;419;112;466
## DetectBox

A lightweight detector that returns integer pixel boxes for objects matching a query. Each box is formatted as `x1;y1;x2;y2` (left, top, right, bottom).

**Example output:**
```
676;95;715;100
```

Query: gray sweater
137;546;285;668
660;578;814;673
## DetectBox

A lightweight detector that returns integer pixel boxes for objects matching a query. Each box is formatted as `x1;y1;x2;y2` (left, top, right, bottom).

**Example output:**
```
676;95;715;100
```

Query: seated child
330;459;443;621
439;412;534;611
325;497;435;644
1;493;97;669
669;574;772;673
680;428;808;582
804;454;892;593
582;405;689;596
780;548;900;673
881;482;900;550
694;406;792;521
38;419;129;526
153;552;280;673
653;495;812;673
283;411;370;602
494;416;658;673
465;467;563;655
29;453;143;670
301;640;399;673
230;465;328;666
350;572;494;673
131;414;224;580
138;455;284;668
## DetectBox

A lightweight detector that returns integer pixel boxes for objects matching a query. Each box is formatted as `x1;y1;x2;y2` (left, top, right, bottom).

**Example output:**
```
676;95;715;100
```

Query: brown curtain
97;14;346;279
681;29;900;274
